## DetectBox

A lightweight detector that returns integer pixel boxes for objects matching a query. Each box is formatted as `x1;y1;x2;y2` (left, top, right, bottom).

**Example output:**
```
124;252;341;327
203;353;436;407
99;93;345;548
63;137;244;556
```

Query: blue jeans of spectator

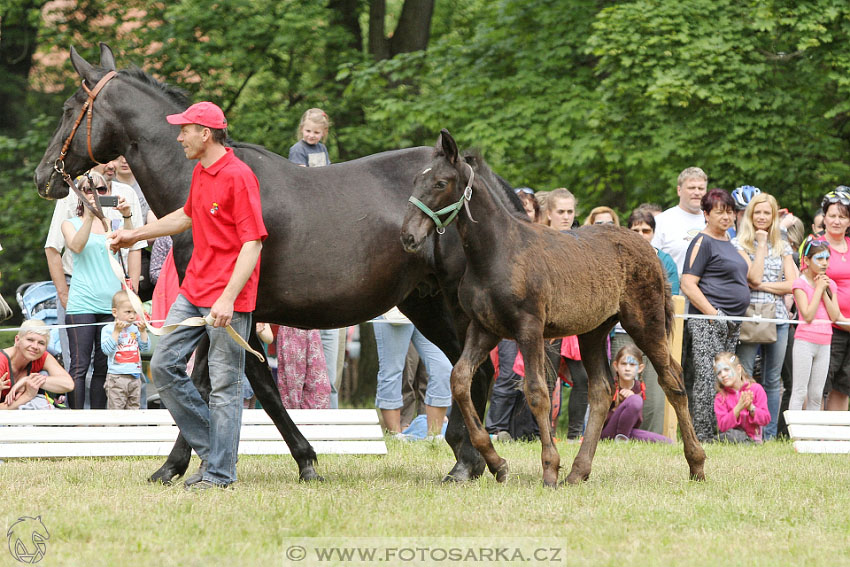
319;328;340;409
736;323;788;440
374;319;452;409
150;295;249;486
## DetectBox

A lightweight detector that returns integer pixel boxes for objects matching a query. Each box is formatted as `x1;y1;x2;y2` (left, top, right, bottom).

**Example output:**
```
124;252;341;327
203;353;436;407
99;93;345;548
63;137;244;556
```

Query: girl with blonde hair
731;191;797;439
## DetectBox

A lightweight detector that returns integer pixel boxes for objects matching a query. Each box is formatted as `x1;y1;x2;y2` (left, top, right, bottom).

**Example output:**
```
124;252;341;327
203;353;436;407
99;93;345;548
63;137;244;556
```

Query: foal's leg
621;297;707;481
451;322;506;481
400;294;488;482
516;338;560;487
639;343;706;481
566;326;614;484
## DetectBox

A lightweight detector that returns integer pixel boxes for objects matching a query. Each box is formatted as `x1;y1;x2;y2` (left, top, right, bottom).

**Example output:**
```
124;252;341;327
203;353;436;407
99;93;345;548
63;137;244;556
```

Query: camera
98;195;119;207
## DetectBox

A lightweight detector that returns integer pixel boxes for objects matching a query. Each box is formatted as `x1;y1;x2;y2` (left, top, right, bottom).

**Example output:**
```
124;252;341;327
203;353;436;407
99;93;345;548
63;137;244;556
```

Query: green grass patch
0;439;847;566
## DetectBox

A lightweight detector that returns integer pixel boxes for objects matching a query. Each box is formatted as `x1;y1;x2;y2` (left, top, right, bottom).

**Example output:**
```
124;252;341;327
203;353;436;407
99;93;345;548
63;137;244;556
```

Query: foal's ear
70;46;97;84
99;43;117;72
436;129;459;165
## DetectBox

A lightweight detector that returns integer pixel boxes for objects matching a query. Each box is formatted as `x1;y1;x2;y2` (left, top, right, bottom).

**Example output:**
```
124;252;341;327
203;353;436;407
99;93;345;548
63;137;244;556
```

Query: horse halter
408;162;477;235
51;71;118;183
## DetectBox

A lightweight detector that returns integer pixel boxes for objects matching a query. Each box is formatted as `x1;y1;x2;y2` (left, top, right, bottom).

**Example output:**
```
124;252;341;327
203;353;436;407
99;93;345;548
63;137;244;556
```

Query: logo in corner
7;516;50;564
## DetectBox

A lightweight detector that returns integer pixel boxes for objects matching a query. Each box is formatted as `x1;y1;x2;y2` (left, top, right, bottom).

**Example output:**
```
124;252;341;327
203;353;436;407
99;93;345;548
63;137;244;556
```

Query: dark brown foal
401;130;706;486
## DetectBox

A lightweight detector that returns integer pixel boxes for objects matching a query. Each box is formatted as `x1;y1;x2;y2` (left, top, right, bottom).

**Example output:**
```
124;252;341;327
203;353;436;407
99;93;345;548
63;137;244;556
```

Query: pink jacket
714;382;770;441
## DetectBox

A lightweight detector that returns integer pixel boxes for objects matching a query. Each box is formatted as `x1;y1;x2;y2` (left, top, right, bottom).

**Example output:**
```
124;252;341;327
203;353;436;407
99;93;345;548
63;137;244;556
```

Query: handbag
739;302;777;344
0;292;13;323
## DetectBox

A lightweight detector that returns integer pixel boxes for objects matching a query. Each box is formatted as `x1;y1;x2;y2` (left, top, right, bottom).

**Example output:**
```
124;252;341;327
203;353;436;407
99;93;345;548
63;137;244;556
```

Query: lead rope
63;175;264;361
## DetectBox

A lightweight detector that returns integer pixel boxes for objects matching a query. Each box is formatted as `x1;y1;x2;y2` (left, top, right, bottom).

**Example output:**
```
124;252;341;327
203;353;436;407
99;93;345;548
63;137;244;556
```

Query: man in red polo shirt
110;101;267;490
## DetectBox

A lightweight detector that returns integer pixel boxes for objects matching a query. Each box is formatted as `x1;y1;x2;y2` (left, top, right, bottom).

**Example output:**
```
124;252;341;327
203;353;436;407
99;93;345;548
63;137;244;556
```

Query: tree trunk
369;0;434;61
0;2;44;133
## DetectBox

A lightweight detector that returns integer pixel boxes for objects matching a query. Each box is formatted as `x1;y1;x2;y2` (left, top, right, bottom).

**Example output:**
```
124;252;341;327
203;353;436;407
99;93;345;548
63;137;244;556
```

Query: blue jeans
736;322;789;441
150;295;249;485
374;319;452;409
319;328;340;409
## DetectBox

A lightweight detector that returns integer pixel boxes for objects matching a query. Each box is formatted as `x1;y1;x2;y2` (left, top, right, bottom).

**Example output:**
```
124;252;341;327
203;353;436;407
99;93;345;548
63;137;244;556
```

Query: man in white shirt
651;167;708;275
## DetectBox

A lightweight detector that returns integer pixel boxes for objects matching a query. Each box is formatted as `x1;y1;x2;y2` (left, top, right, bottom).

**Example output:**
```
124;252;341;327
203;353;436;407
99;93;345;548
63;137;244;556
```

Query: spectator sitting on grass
0;320;73;410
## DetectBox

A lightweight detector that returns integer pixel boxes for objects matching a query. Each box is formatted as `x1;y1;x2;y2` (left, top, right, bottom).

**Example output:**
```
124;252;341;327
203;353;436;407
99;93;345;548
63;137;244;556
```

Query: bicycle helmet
731;185;761;210
822;186;850;211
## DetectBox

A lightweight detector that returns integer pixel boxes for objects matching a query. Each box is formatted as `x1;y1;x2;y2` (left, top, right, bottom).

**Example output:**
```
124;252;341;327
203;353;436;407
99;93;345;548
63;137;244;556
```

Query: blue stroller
15;281;62;358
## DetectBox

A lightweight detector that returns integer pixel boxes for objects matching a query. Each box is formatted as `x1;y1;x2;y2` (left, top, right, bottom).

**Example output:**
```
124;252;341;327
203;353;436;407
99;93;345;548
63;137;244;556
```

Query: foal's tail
663;280;675;340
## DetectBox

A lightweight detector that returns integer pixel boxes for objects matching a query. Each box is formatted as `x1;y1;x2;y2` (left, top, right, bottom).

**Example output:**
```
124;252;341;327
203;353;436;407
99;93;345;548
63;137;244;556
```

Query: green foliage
8;0;850;294
0;115;55;318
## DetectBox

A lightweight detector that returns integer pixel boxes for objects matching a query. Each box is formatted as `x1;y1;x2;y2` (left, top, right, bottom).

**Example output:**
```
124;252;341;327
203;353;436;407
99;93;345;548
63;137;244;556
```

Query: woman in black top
680;189;750;442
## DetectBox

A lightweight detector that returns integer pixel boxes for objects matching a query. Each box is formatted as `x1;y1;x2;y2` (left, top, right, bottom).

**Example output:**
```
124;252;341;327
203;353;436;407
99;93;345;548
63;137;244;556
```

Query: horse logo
6;516;50;564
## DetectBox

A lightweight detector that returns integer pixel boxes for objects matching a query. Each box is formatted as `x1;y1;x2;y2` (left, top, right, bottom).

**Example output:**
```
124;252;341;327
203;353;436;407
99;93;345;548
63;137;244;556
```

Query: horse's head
401;129;468;253
34;43;123;199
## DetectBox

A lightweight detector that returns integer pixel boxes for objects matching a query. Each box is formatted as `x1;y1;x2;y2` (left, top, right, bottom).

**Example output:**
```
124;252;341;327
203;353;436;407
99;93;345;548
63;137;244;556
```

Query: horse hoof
494;460;509;483
563;471;589;485
148;468;179;485
441;460;485;483
689;470;706;482
299;466;324;483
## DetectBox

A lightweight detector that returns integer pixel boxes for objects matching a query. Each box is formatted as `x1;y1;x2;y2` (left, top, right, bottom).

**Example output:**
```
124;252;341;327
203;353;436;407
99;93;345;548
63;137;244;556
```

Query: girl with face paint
713;352;770;442
599;345;673;443
790;239;844;411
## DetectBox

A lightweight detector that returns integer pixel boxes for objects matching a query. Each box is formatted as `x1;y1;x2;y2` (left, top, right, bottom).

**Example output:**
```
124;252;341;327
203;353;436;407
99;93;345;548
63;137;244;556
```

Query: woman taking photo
681;189;751;442
821;188;850;411
732;192;797;439
61;171;143;409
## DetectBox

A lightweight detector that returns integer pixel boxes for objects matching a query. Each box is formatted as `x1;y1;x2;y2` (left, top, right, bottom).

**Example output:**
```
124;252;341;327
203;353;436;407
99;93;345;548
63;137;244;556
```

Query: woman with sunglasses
821;188;850;411
732;192;798;439
60;171;143;409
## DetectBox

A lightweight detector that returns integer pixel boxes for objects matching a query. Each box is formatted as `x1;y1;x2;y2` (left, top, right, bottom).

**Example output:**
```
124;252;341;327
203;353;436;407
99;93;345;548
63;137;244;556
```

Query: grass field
1;437;848;567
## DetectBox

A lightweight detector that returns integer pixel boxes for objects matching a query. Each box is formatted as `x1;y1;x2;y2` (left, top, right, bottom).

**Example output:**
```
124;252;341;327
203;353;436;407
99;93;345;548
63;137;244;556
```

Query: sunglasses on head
515;187;534;196
822;190;850;209
802;236;826;258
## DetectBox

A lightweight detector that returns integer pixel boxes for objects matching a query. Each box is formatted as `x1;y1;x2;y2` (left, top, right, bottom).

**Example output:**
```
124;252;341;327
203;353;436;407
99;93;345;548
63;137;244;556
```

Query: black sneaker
183;460;208;487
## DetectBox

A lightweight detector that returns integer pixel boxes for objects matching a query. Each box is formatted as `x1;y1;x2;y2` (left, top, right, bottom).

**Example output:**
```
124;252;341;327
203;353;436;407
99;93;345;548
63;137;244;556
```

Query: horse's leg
566;322;615;485
399;293;488;482
516;335;560;487
631;331;706;481
450;322;506;481
245;331;322;482
148;334;211;484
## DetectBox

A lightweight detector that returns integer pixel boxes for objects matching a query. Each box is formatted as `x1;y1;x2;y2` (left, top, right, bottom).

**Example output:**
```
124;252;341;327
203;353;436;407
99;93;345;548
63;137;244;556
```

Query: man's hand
108;229;138;253
209;296;235;328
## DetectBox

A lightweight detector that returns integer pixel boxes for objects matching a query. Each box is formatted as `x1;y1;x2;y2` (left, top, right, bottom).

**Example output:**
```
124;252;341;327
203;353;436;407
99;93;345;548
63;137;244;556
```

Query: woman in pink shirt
821;189;850;410
713;352;770;443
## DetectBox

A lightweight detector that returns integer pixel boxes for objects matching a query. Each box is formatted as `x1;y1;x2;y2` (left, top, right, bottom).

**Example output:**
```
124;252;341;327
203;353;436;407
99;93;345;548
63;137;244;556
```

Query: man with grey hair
652;167;708;274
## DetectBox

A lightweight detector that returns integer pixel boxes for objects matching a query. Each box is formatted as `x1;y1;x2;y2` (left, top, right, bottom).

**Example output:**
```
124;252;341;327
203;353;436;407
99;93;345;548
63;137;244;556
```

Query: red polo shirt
181;148;267;312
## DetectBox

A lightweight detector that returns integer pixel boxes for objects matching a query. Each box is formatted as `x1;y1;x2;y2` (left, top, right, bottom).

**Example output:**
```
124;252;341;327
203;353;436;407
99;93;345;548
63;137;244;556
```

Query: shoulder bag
739;302;777;344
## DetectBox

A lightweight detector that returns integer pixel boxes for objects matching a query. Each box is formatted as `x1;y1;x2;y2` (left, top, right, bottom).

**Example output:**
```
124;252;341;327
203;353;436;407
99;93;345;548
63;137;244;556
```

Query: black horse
34;44;520;483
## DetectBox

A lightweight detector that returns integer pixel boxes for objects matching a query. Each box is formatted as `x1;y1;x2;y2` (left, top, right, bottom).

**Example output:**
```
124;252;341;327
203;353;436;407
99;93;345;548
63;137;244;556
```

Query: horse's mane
462;150;530;222
118;67;191;107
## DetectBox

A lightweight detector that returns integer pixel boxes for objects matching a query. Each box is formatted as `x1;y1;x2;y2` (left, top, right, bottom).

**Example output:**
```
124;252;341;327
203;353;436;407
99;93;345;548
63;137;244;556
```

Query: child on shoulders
101;291;149;409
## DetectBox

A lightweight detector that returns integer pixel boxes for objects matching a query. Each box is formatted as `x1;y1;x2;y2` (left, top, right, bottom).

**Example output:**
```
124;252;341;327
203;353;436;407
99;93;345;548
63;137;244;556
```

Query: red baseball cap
166;101;228;129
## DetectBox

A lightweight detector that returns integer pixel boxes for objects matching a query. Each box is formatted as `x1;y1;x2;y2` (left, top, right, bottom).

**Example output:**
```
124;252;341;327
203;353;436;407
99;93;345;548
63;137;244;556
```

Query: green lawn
1;438;848;567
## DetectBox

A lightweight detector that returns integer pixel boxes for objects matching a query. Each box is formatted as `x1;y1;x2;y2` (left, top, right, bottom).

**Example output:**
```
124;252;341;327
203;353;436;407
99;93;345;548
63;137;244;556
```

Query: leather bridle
50;71;117;191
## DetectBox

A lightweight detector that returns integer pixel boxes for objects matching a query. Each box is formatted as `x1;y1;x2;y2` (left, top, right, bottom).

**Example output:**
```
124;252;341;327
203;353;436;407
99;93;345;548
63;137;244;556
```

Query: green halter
408;164;475;235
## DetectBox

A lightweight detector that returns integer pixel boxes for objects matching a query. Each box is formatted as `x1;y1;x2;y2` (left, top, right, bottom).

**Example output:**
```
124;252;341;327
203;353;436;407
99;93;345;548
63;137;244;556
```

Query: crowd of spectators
14;139;849;448
485;167;849;445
